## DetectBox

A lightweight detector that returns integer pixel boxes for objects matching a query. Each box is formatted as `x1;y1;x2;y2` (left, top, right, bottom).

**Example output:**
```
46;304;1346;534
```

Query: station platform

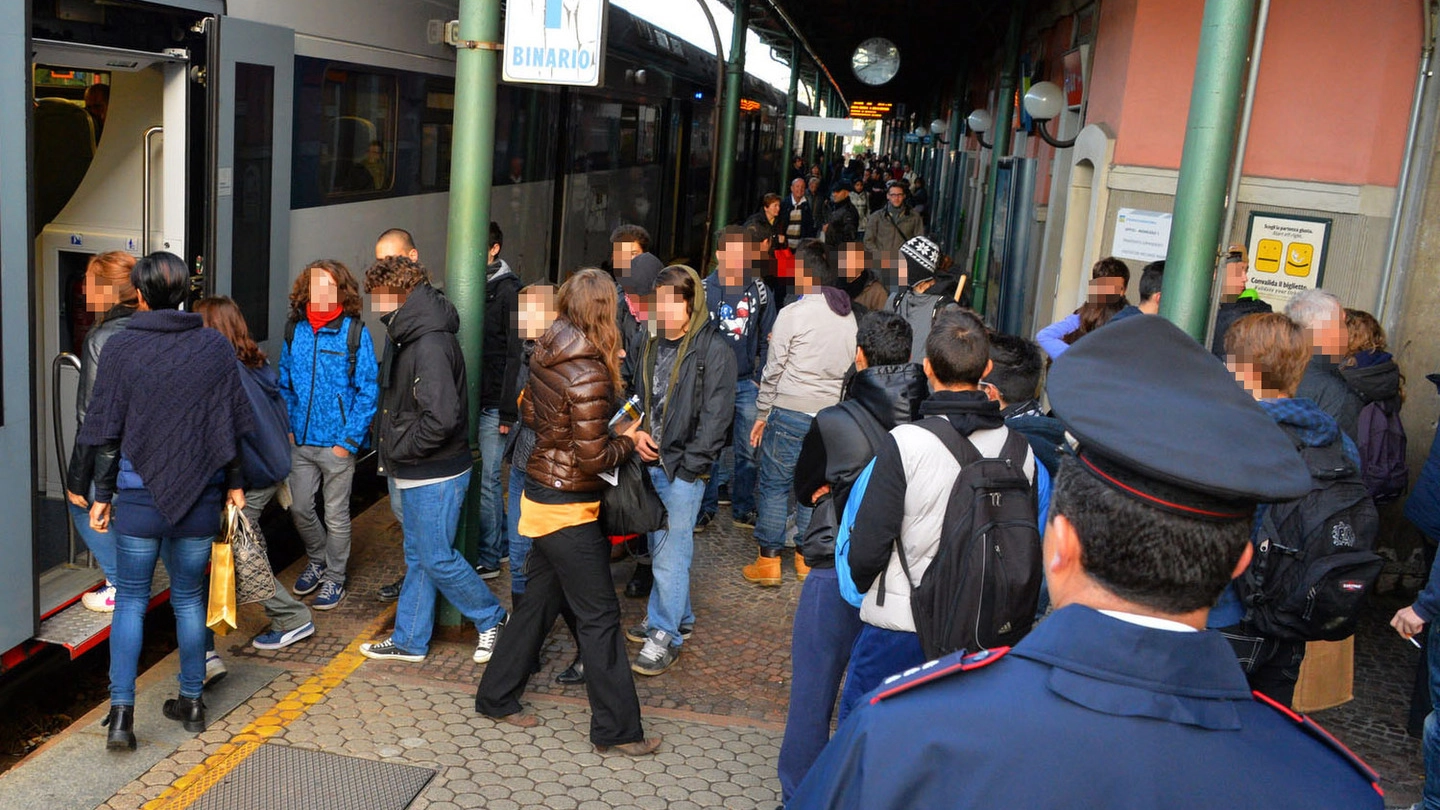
0;493;1428;809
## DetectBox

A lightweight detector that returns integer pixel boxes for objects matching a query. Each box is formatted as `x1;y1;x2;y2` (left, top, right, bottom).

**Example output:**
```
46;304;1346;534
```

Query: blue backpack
236;361;293;489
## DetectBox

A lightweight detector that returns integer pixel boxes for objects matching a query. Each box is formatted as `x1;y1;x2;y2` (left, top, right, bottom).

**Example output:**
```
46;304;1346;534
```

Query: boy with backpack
777;310;928;802
278;260;379;611
839;310;1038;723
887;236;964;361
1216;312;1381;705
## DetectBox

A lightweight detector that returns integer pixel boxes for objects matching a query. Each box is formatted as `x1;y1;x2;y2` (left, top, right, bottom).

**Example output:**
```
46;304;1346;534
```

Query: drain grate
188;743;434;810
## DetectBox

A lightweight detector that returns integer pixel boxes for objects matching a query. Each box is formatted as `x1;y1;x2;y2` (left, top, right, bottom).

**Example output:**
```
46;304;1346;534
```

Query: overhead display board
1245;212;1332;307
849;100;894;119
503;0;606;87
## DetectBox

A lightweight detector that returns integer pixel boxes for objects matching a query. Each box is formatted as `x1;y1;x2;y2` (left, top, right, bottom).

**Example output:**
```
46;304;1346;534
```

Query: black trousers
476;520;644;746
1218;623;1307;707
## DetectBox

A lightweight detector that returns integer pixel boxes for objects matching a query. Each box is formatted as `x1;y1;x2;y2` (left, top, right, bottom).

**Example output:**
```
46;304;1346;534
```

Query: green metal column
440;0;499;629
970;1;1024;316
1160;0;1256;338
781;41;800;180
712;0;749;244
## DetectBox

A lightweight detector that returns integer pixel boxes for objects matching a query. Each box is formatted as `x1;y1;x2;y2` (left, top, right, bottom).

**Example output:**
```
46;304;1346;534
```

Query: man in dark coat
1286;288;1363;442
789;315;1384;810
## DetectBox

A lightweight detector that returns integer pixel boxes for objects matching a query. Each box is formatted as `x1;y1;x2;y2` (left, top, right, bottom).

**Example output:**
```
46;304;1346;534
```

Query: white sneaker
81;582;116;612
204;651;227;689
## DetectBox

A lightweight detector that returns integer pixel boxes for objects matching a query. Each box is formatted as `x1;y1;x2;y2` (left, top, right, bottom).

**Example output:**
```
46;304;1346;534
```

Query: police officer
788;315;1384;809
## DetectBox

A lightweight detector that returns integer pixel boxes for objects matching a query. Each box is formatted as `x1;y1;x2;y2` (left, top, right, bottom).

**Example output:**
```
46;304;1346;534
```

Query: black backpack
1357;398;1408;504
890;417;1042;659
1236;428;1382;642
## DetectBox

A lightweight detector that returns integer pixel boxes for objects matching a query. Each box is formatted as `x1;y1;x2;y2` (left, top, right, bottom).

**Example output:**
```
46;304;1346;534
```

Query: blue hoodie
1208;397;1358;628
278;315;379;452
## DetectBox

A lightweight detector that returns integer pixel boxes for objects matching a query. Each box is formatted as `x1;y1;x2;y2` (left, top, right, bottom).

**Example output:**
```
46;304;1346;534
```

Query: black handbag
599;454;667;536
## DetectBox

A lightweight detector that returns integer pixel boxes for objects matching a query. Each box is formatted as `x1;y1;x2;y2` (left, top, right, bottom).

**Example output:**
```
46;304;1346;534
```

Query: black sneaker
377;576;404;602
476;565;502;580
694;512;715;533
717;484;731;506
732;511;757;529
360;638;425;663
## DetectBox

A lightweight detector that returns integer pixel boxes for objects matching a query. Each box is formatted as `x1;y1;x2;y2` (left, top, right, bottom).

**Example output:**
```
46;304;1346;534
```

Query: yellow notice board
1245;212;1331;308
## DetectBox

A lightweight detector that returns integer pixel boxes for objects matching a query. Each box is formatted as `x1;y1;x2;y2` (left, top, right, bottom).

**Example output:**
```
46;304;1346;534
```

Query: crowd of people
58;155;1440;806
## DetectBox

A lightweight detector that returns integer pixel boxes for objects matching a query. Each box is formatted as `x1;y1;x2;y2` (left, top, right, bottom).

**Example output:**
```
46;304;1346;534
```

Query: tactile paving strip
185;743;434;810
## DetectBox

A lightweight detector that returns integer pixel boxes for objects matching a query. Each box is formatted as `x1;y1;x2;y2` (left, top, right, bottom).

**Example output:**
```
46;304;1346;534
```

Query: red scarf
307;302;342;332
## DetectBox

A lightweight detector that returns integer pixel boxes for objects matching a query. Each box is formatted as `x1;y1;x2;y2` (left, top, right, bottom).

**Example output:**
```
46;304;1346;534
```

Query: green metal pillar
712;0;749;244
970;1;1024;316
1159;0;1256;338
440;0;499;629
781;41;800;180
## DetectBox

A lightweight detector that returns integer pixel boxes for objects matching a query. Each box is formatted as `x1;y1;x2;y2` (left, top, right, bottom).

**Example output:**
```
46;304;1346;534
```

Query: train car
1;0;790;677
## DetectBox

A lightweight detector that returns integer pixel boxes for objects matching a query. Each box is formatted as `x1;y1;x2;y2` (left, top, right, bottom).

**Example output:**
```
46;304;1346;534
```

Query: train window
493;85;559;185
291;57;454;209
318;68;395;197
231;63;275;340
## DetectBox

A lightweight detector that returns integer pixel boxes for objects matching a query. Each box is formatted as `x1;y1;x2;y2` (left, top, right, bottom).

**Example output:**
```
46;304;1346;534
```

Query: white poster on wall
503;0;606;87
1112;208;1172;262
1244;212;1331;308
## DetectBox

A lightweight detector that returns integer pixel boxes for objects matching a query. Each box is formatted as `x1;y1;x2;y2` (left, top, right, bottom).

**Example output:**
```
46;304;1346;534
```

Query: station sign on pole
502;0;606;86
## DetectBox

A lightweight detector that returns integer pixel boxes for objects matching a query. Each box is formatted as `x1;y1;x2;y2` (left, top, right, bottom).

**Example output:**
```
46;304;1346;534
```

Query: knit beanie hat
900;236;941;277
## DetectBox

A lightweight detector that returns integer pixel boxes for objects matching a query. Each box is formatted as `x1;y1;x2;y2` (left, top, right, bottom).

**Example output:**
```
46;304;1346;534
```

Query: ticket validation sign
1244;212;1331;307
503;0;606;86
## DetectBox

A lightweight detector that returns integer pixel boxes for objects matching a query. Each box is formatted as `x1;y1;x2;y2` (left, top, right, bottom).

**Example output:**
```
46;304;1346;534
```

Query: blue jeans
391;471;507;654
754;407;814;552
387;475;403;524
1425;619;1440;809
111;533;212;705
507;465;533;594
646;467;704;645
703;377;759;517
837;623;926;727
778;568;864;800
69;500;116;580
476;408;507;568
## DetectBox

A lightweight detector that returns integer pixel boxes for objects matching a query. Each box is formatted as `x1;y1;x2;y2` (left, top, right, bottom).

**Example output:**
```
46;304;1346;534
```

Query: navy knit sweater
77;310;254;527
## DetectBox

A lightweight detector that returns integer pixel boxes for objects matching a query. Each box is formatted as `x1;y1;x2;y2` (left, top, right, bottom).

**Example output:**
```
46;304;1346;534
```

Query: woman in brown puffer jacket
476;268;660;756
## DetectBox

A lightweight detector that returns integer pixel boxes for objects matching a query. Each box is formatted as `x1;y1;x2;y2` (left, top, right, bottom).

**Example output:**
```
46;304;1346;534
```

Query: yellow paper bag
207;535;237;636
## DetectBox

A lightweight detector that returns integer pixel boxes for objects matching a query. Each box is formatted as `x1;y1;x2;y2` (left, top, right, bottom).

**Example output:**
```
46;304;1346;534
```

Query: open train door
214;17;292;346
0;2;36;654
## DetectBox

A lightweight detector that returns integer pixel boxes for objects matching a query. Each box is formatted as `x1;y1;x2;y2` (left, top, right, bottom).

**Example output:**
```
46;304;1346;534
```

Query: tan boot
794;552;811;582
743;552;782;586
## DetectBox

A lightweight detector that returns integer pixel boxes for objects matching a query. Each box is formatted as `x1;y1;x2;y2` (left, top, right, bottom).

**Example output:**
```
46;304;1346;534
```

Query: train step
35;570;171;659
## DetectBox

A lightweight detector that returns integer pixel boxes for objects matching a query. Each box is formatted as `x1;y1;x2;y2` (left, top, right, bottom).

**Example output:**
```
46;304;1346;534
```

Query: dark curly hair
288;259;363;322
364;255;431;294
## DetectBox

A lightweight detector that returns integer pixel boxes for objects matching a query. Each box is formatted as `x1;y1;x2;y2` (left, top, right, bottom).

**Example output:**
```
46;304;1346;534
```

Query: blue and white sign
503;0;606;87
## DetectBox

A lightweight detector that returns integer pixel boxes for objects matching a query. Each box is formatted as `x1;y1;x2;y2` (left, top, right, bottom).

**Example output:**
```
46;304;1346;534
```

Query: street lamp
1021;80;1076;148
966;108;994;150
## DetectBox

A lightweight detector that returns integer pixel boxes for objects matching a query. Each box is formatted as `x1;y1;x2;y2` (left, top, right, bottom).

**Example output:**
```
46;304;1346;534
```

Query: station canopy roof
721;0;1012;113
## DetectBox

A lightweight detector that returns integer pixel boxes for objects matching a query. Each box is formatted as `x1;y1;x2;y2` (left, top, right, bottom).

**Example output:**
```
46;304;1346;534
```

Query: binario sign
503;0;607;87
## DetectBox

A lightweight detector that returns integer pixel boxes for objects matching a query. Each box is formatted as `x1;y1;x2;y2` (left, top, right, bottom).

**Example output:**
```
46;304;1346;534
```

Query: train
1;0;793;677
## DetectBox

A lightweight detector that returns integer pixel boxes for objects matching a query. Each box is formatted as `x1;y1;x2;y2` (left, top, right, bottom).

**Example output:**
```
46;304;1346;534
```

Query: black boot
163;695;207;733
555;657;585;685
624;562;653;599
103;705;136;751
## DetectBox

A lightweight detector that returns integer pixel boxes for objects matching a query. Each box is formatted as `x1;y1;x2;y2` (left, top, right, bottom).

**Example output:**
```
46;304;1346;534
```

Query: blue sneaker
251;622;316;651
293;561;325;596
312;580;346;610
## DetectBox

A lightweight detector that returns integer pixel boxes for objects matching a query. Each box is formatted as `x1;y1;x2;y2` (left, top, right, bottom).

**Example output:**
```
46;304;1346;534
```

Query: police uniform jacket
788;604;1382;810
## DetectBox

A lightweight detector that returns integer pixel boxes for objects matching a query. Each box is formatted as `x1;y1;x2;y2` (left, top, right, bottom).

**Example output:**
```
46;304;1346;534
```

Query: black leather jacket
67;305;134;496
793;362;929;567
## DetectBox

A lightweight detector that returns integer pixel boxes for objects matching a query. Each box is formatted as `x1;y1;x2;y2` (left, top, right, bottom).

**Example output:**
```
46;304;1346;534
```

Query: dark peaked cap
1046;315;1312;519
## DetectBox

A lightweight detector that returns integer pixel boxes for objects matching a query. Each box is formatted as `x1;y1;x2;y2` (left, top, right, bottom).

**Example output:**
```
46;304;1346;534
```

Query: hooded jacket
704;271;777;381
374;283;471;481
626;266;738;483
524;318;635;493
794;362;929;567
756;293;858;421
1339;350;1402;404
481;258;522;418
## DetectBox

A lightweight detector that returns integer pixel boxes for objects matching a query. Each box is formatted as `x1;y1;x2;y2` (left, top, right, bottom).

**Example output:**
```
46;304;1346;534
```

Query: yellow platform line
141;604;397;810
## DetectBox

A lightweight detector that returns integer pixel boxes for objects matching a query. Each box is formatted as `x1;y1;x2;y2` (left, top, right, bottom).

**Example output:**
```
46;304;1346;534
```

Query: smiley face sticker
1254;239;1283;274
1284;243;1314;278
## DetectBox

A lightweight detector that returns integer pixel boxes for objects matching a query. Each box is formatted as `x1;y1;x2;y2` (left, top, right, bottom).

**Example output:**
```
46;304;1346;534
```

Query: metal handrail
141;126;163;254
51;352;84;566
